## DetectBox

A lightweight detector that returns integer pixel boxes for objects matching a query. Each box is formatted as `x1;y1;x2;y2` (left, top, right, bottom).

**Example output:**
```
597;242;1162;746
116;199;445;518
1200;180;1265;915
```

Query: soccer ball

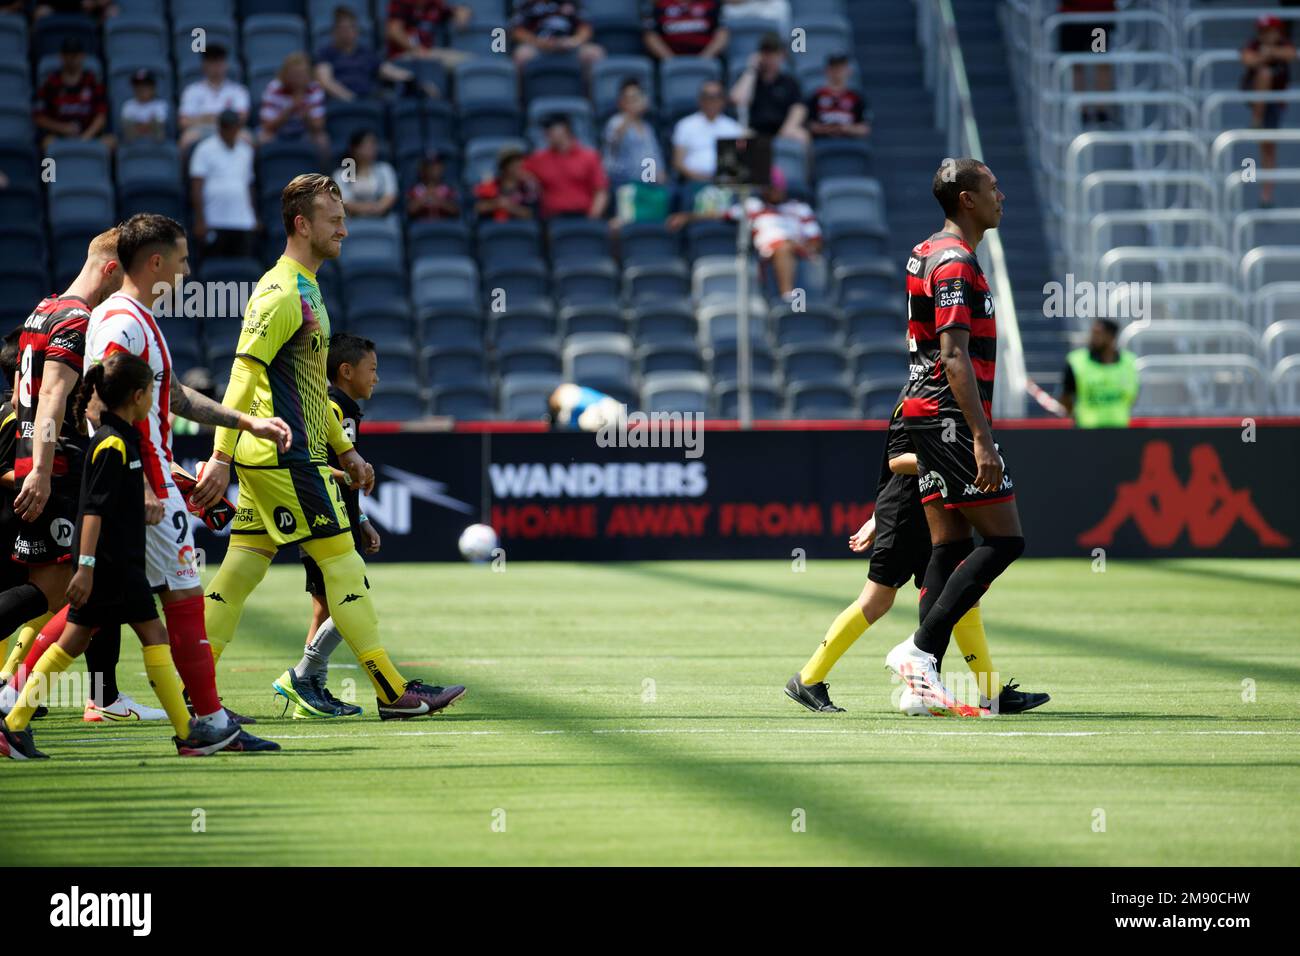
458;523;499;563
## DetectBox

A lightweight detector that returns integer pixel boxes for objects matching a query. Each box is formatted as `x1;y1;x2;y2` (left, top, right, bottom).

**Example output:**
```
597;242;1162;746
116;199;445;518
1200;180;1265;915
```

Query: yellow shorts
231;463;351;548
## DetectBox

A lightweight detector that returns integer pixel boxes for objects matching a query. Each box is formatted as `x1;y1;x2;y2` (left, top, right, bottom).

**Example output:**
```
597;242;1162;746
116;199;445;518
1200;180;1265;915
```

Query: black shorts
11;490;77;565
67;563;159;628
1059;20;1113;53
908;424;1016;510
868;471;931;589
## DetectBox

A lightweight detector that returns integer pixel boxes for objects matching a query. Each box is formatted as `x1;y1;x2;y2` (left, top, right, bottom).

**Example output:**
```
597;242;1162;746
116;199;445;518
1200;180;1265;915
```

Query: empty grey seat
640;371;710;415
787;381;859;419
563;332;635;393
412;257;480;311
637;342;703;376
422;344;489;386
501;372;563;421
242;14;308;72
780;343;850;387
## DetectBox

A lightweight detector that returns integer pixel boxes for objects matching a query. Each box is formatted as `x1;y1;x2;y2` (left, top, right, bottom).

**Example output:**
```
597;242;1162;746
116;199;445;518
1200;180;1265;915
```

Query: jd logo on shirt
273;507;297;533
50;518;74;547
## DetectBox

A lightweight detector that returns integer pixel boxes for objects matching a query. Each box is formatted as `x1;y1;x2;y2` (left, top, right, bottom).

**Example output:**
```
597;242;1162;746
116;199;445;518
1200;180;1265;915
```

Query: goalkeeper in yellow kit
191;174;465;720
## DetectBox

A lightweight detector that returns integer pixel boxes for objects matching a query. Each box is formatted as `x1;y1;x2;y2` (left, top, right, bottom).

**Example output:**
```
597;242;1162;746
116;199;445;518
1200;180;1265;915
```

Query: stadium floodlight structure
918;0;1028;418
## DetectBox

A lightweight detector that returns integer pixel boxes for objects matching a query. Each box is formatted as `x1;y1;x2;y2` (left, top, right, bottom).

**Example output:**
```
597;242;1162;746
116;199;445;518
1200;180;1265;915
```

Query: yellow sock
1;612;53;680
5;643;74;732
141;643;191;737
204;545;272;665
953;606;998;702
303;536;406;703
800;603;869;685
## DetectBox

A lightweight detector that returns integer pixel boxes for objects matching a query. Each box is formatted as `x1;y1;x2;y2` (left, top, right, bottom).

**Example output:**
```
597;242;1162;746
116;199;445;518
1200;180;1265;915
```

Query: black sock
84;625;122;706
916;539;974;669
915;536;1025;656
0;583;49;643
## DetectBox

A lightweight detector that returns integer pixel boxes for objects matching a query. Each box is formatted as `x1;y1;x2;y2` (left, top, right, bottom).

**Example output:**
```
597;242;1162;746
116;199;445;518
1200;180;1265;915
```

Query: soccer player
271;332;379;718
0;355;225;760
785;394;1049;716
82;212;289;752
883;158;1027;716
194;173;466;719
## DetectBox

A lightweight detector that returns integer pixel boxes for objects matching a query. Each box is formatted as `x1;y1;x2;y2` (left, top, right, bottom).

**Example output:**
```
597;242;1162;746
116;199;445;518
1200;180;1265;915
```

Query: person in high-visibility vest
1060;318;1139;428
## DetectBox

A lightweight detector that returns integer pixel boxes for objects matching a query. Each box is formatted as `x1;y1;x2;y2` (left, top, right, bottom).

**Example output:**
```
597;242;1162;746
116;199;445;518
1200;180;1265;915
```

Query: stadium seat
851;342;910;387
726;17;785;64
788;381;859;419
780;343;850;387
547;219;614;268
420;305;483;348
553;261;620;305
0;223;48;274
118;181;186;222
450;23;504;58
0;15;26;62
660;57;722;116
117;141;182;188
412;257;480;311
372;348;420;386
500;372;562;421
367;384;429;421
0;105;33;145
340;218;404;262
845;302;906;348
345;303;417;350
817;177;885;229
620;222;681;266
770;304;845;348
422;344;489;386
49;186;115;228
46;140;111;194
489;303;558;346
629;301;696;346
408;220;471;261
797;15;855;64
588;13;643;57
522;54;585;102
0;64;29;106
173;19;238;79
713;379;784;419
105;16;169;64
484;260;551;308
33;14;99;61
562;332;635;394
242;14;308;73
772;134;811;196
592;55;654;118
559;304;625;338
710;342;778;381
857;381;904;418
692;256;761;305
640;371;710;415
257;141;323;199
454;59;518;108
684;220;736;262
457;102;524;143
429;382;494;420
341;256;408;313
625;261;690;304
637;343;704;376
834;260;898;307
526;96;596;147
326;100;388;159
826;221;890;265
476;220;543;270
0;269;50;325
497;340;563;377
697;301;769;348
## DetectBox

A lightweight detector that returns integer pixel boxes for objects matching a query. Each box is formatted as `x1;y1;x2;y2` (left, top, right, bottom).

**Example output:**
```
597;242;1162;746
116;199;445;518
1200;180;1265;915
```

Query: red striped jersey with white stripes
901;231;997;428
85;292;174;497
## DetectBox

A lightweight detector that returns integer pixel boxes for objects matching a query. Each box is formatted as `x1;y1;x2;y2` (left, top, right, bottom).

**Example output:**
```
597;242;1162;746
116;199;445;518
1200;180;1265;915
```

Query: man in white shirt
188;111;258;258
179;44;250;148
672;80;745;182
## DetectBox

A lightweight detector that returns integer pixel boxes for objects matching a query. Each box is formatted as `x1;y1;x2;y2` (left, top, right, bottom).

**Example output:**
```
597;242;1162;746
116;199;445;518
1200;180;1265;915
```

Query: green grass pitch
3;558;1297;866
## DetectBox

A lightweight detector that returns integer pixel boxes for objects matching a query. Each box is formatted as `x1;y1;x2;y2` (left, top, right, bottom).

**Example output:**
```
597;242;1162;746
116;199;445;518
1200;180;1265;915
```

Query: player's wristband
78;555;96;568
358;514;369;525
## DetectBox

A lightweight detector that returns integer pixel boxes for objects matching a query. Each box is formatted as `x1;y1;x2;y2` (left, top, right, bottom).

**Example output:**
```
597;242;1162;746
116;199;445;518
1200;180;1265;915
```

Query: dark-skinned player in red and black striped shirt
882;158;1037;717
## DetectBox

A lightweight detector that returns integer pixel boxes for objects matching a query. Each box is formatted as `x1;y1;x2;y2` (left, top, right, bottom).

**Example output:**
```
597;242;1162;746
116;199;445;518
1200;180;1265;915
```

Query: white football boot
83;694;169;722
885;634;985;718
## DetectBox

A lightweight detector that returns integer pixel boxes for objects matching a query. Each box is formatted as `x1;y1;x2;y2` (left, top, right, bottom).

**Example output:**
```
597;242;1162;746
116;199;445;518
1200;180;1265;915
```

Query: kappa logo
1079;441;1291;549
340;593;363;603
312;515;333;528
206;592;226;603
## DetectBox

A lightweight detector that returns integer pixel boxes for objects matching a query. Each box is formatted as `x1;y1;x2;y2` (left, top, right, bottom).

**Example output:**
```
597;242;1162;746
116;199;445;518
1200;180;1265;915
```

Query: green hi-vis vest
1067;348;1139;429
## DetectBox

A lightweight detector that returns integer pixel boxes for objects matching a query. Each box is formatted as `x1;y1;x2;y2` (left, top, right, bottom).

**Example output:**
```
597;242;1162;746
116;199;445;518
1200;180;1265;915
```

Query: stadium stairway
847;0;949;276
950;0;1069;402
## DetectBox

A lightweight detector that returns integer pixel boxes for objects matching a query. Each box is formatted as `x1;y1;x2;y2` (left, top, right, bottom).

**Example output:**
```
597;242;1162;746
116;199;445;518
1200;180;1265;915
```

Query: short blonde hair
88;226;120;262
281;173;342;236
277;50;311;86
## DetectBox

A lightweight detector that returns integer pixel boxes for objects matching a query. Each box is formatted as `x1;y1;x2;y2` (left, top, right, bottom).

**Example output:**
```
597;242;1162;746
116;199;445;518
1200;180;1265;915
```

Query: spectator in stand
806;53;870;140
474;145;540;221
642;0;729;60
34;38;109;151
179;44;249;149
510;1;605;72
1059;318;1138;428
317;5;425;101
722;0;790;36
387;0;472;69
119;67;168;144
259;52;330;158
672;79;744;185
524;114;609;220
1242;15;1297;206
334;129;399;220
731;32;807;145
668;165;820;301
1058;0;1116;124
189;109;258;259
406;150;461;221
603;78;664;187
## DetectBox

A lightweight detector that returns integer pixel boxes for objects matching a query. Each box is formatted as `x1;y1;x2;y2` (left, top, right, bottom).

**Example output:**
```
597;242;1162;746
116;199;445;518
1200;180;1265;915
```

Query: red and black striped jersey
15;294;90;479
901;231;996;429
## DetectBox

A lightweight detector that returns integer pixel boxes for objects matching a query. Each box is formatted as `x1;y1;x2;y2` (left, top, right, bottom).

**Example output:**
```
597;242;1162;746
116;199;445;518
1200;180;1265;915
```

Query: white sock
195;708;231;729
